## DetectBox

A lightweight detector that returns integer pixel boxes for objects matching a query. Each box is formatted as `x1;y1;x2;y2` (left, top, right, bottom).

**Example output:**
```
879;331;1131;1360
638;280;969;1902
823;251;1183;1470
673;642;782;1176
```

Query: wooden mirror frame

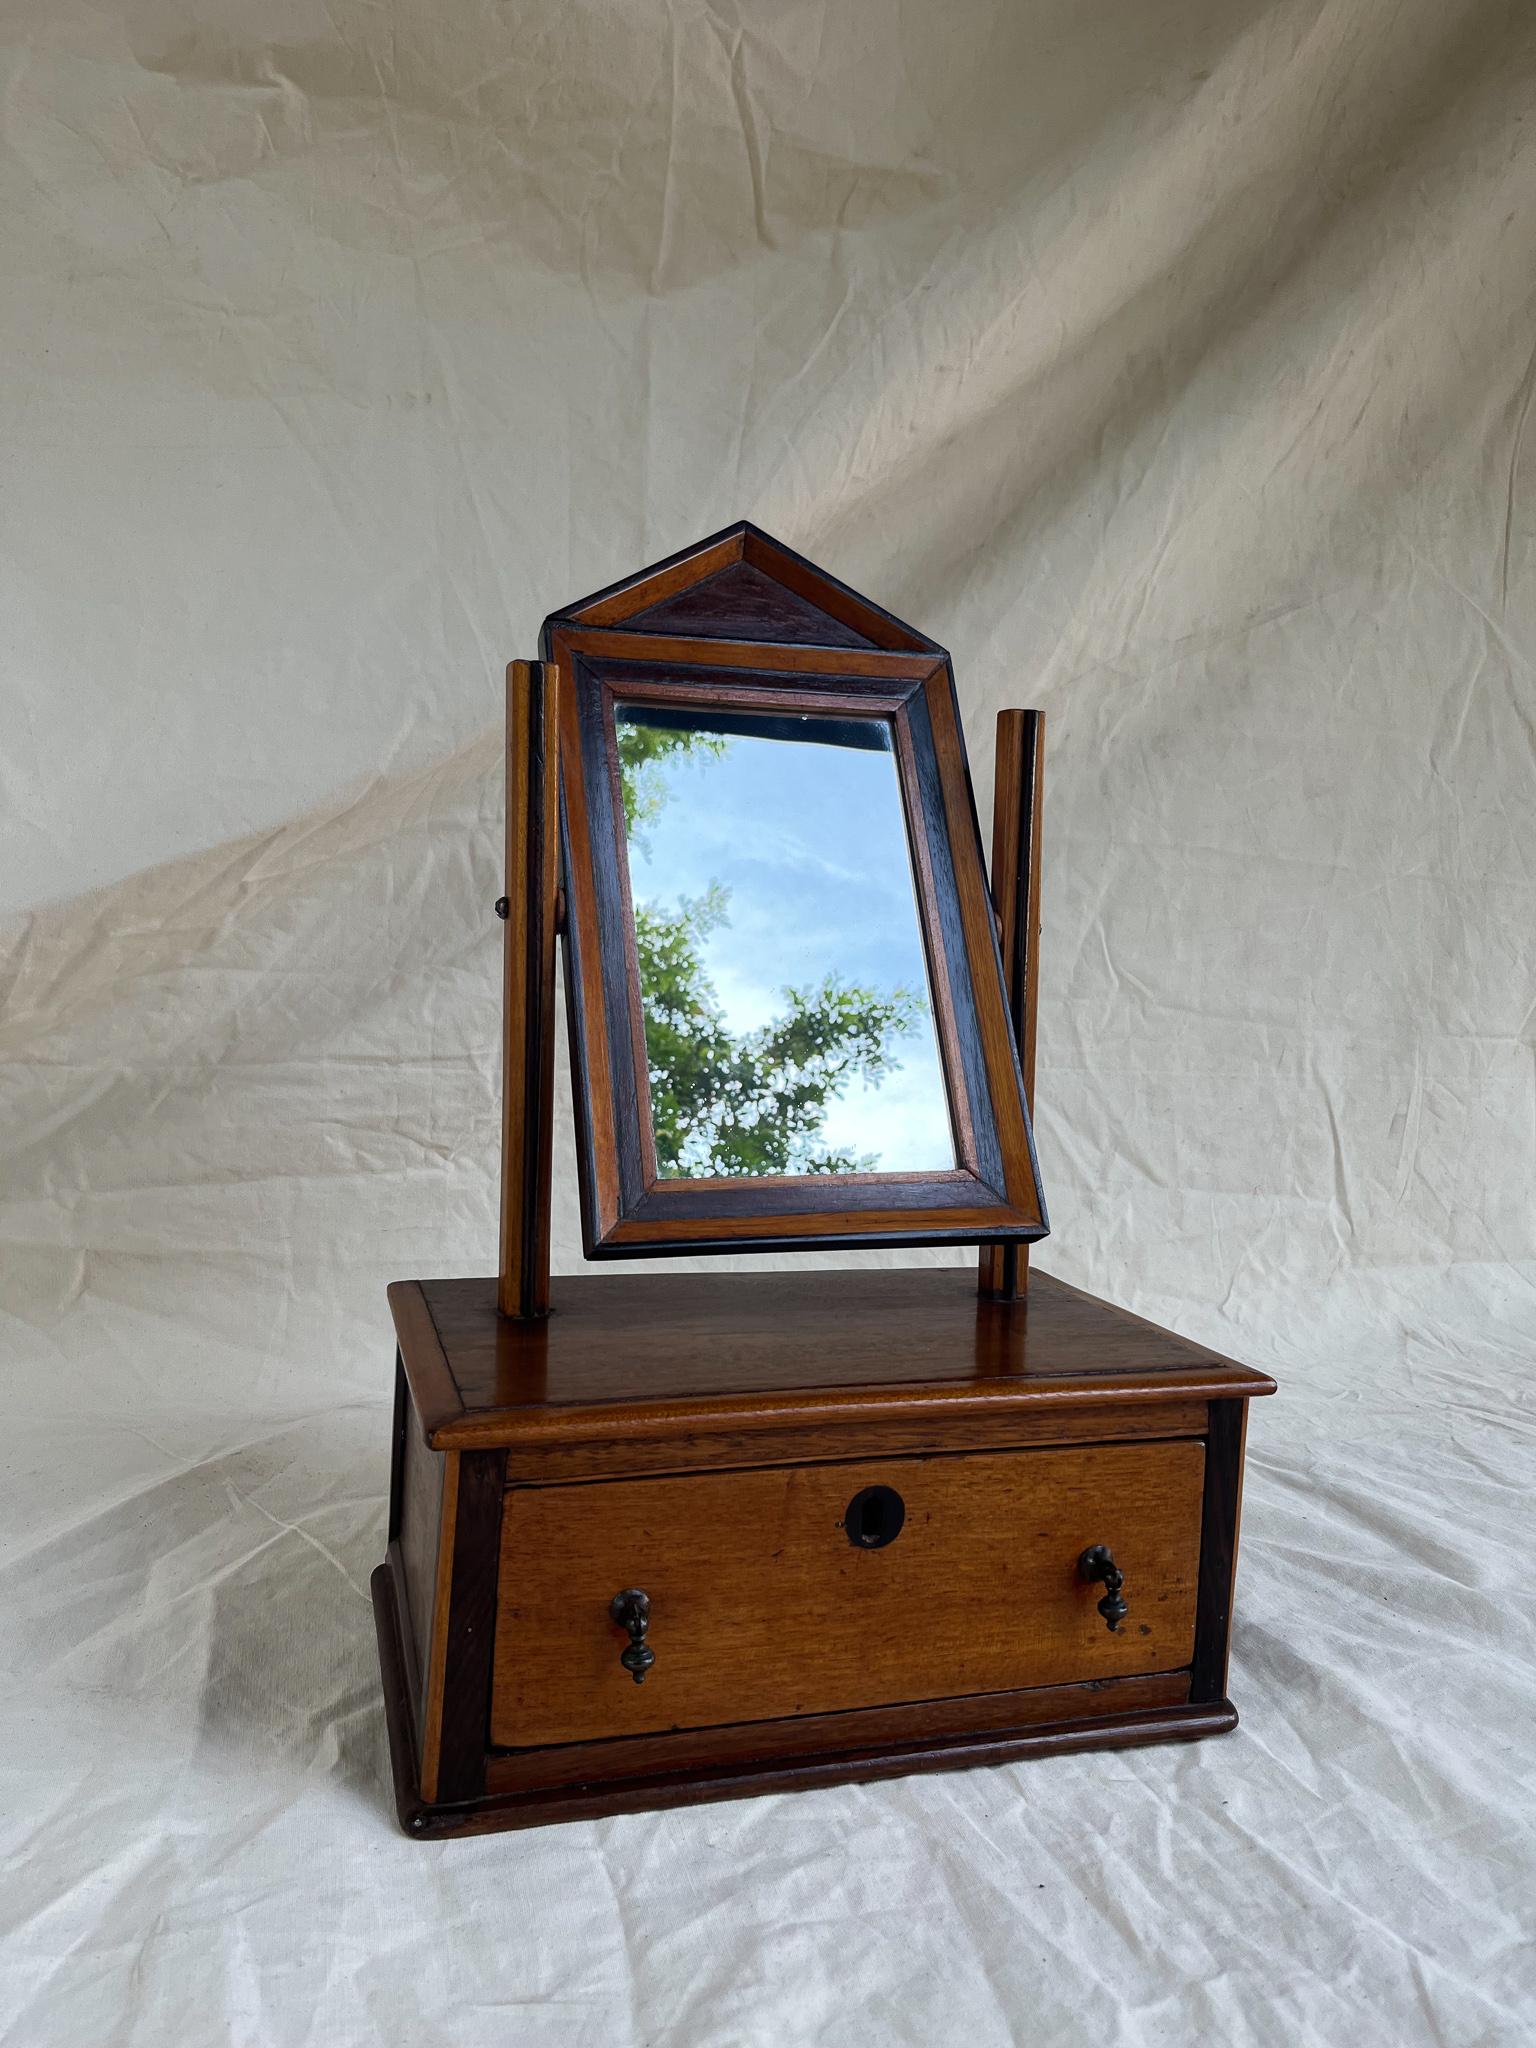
545;607;1047;1261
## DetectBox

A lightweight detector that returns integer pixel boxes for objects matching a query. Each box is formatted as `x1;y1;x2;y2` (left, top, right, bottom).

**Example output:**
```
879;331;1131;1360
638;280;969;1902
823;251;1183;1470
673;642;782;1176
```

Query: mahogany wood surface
415;1446;458;1802
491;1441;1204;1746
564;530;743;629
549;624;938;680
1191;1398;1250;1704
431;1449;505;1804
487;1669;1193;1794
493;1398;1210;1485
553;521;938;654
624;559;877;648
385;1280;459;1441
497;661;560;1319
393;1362;442;1730
378;531;1277;1838
745;527;933;652
391;1268;1275;1451
377;1549;425;1784
980;709;1046;1303
551;635;1045;1256
374;1266;1272;1838
375;1559;1236;1838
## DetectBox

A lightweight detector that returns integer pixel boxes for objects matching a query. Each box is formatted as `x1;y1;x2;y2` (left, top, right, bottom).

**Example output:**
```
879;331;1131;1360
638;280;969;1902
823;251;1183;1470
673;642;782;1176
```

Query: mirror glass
614;702;955;1179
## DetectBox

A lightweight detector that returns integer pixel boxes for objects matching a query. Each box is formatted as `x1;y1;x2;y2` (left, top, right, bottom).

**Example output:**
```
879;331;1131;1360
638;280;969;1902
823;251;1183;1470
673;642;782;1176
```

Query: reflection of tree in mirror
616;713;932;1178
617;723;729;843
634;890;927;1176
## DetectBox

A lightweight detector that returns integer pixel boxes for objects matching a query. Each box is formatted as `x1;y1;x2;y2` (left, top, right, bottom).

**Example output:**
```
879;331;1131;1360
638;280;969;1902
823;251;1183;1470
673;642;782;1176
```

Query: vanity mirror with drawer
370;523;1275;1837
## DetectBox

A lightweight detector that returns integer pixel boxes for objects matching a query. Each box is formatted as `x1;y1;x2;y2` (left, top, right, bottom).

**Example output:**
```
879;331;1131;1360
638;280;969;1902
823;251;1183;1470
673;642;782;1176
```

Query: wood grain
917;666;1036;1210
381;1546;422;1744
535;530;1054;1264
396;1268;1276;1453
375;1557;1236;1839
386;1280;462;1440
890;702;978;1171
497;659;560;1319
552;521;937;654
431;1449;506;1804
980;709;1045;1301
490;1440;1205;1746
375;1264;1271;1839
498;1401;1209;1485
416;1447;459;1803
395;1375;444;1729
553;638;1046;1255
623;559;879;648
554;652;624;1240
741;524;932;651
1191;1397;1250;1703
487;1669;1192;1792
549;624;939;681
566;529;744;628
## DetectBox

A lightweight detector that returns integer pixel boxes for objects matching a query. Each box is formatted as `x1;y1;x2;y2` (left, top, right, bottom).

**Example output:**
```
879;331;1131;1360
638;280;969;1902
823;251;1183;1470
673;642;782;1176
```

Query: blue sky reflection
618;708;954;1174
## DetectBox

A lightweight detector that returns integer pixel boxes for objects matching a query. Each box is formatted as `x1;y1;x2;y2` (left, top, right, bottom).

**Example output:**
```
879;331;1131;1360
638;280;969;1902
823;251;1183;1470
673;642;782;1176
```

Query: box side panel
396;1376;446;1732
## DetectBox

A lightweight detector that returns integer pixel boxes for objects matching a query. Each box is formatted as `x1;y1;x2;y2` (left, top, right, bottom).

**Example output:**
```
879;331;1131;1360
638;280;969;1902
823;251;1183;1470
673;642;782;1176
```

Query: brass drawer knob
1079;1544;1129;1632
609;1587;655;1683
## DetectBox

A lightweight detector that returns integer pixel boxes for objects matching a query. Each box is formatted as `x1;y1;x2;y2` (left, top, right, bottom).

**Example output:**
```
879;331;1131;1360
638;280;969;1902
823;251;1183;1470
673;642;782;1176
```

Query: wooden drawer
491;1439;1205;1748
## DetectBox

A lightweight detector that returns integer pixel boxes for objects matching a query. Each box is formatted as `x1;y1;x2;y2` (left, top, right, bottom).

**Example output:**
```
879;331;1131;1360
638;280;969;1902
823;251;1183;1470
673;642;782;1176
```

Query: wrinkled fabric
2;0;1535;2042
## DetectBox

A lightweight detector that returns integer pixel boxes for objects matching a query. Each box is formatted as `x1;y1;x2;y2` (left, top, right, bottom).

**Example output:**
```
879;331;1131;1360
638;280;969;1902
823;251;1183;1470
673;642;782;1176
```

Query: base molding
372;1561;1237;1839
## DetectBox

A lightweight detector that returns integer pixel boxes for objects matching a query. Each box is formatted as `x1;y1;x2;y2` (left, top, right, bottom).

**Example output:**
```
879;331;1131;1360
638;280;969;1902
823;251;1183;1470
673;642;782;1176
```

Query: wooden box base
374;1268;1273;1838
373;1558;1239;1836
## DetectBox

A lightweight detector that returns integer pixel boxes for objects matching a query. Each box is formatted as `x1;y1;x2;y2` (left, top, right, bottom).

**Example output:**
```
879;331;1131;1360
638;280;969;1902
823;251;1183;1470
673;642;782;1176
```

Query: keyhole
844;1483;905;1549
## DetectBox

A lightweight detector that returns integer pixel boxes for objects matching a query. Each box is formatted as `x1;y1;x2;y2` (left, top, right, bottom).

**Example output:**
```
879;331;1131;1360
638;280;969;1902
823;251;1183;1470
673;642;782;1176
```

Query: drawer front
491;1440;1205;1748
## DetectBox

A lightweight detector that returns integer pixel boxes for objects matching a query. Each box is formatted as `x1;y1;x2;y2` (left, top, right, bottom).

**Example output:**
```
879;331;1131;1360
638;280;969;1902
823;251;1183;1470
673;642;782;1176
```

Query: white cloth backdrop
3;1;1534;2041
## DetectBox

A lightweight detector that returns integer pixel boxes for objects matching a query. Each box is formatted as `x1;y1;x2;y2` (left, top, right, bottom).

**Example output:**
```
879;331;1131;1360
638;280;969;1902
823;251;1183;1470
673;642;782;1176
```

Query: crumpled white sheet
3;0;1535;2041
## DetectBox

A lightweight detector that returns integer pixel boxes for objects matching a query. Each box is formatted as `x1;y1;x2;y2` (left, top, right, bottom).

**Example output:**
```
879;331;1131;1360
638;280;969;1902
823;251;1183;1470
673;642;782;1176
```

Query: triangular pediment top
545;522;941;655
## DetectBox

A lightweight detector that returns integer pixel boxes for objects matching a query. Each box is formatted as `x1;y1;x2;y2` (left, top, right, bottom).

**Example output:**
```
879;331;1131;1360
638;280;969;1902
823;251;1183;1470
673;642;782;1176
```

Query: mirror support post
499;660;560;1320
978;709;1044;1303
